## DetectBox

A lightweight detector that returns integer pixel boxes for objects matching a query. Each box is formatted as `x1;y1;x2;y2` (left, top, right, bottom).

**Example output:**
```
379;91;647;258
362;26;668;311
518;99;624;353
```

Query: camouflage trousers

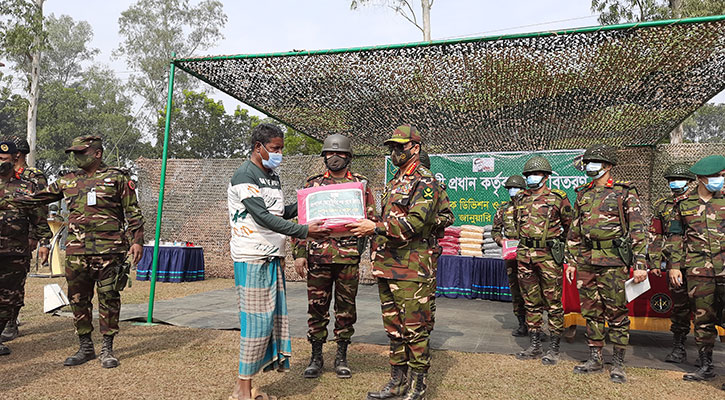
378;278;435;373
505;259;525;317
66;254;123;337
668;273;693;336
306;262;359;343
0;256;29;323
517;258;564;335
686;274;725;346
577;265;630;347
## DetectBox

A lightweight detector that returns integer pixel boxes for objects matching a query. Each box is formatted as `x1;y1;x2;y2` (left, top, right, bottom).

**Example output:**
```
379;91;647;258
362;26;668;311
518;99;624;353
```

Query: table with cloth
136;245;205;282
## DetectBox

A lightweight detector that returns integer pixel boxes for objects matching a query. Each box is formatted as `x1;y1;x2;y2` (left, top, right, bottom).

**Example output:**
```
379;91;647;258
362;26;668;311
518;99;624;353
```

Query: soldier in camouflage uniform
1;135;50;341
514;157;573;365
18;136;145;368
348;125;443;400
648;163;696;364
418;150;454;334
666;155;725;383
0;141;51;356
492;175;528;337
565;144;648;384
291;134;376;379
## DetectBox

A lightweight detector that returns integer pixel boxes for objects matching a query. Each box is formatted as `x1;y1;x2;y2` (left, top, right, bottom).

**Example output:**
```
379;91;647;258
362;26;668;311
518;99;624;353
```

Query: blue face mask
526;174;544;189
668;180;687;191
705;176;724;192
508;188;521;197
261;145;283;170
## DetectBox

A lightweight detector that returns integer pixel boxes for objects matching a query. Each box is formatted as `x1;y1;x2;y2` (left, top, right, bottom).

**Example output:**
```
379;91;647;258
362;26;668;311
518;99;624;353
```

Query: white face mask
526;174;544;189
585;162;607;179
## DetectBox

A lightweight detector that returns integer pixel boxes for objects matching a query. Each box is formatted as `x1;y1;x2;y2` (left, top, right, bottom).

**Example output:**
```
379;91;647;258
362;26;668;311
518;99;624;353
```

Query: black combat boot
1;308;19;342
99;335;119;368
367;365;408;400
63;333;96;366
541;335;561;365
0;320;10;356
683;345;716;381
303;340;324;378
334;340;351;379
664;332;687;363
573;346;603;374
516;331;542;360
400;370;427;400
511;315;528;337
610;346;627;383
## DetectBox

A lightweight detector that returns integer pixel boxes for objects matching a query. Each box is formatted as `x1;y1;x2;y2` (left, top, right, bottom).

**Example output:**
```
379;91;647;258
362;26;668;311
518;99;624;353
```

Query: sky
39;0;725;116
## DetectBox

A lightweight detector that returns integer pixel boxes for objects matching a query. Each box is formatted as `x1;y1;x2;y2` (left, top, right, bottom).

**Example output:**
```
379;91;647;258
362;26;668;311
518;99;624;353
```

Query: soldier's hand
294;258;308;279
38;246;49;265
633;269;648;284
650;268;662;277
346;219;376;237
565;265;576;283
669;269;683;288
306;221;330;239
128;243;143;264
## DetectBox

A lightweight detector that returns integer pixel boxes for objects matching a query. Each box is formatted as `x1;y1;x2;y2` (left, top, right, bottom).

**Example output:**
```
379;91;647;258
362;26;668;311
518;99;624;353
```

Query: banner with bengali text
385;150;587;226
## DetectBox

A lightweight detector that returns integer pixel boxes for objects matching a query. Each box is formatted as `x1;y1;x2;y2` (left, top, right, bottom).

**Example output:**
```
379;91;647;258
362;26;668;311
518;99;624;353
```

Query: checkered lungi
234;257;291;379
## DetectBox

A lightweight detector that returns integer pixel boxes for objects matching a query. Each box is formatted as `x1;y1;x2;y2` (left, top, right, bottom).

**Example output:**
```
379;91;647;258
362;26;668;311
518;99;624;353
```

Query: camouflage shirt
291;170;376;264
0;175;52;256
432;184;454;238
666;189;725;277
516;187;573;263
491;199;518;245
567;179;647;270
16;165;51;246
20;164;145;255
648;194;677;270
372;161;441;282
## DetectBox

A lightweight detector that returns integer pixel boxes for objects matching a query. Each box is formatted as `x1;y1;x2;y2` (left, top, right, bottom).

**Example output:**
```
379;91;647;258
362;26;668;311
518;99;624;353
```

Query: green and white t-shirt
227;160;307;262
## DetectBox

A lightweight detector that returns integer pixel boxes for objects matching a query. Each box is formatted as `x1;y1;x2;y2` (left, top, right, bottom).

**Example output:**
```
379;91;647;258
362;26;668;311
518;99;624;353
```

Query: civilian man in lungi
348;125;443;400
292;133;376;379
227;123;329;400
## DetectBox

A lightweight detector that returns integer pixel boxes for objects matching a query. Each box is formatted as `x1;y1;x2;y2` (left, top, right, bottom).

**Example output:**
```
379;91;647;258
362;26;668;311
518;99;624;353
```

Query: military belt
520;237;561;249
585;238;616;250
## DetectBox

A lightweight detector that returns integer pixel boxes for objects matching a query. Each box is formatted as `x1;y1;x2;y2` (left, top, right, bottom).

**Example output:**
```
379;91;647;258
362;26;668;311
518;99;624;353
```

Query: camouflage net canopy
176;16;725;153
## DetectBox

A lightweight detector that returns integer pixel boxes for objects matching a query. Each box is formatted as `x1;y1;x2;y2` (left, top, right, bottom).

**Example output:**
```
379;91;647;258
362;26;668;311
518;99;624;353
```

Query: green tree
116;0;227;129
351;0;434;41
41;14;99;86
156;90;257;159
682;103;725;143
281;127;323;156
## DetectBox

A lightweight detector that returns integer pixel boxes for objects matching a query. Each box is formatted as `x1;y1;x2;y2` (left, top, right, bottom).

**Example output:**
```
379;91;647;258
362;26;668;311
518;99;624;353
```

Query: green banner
385;150;587;226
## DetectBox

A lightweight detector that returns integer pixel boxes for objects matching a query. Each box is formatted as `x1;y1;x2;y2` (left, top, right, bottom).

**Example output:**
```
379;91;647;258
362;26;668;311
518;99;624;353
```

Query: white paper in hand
624;275;651;303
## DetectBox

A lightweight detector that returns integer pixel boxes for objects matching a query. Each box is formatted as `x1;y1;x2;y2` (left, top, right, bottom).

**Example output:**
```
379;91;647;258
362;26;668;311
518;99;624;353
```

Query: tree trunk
668;1;683;144
421;0;431;41
669;0;683;18
26;0;44;168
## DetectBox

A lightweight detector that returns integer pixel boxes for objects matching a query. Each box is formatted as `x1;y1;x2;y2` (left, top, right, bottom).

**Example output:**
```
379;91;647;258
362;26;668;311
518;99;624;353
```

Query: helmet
419;149;431;169
504;175;526;189
522;156;552;175
663;163;695;181
582;144;617;166
7;135;29;154
321;134;352;155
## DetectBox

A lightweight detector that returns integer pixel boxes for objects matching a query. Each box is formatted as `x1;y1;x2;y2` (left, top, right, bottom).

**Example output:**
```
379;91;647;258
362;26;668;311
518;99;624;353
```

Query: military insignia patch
650;293;672;314
0;144;7;152
423;187;434;199
128;180;136;190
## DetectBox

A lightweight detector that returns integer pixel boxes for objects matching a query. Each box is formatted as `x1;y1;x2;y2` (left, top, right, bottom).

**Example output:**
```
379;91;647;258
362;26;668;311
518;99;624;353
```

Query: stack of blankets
482;225;503;259
439;226;461;255
459;225;485;257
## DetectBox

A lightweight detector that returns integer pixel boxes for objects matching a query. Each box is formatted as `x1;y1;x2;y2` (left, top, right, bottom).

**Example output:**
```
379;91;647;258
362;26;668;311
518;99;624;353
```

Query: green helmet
663;163;695;181
504;175;526;189
321;134;352;155
523;156;552;175
583;144;617;166
419;149;431;169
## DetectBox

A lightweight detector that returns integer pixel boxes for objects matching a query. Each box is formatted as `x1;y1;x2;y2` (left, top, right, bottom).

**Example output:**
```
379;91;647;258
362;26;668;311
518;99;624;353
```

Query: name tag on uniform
87;188;97;206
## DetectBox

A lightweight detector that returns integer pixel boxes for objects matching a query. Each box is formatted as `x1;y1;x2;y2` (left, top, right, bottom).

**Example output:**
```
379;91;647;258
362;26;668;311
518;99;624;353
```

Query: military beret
65;135;103;153
0;141;17;154
689;155;725;176
384;124;422;145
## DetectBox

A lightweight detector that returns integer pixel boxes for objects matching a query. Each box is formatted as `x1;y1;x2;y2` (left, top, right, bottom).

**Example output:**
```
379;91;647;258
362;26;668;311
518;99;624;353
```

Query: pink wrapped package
297;182;366;237
502;239;519;260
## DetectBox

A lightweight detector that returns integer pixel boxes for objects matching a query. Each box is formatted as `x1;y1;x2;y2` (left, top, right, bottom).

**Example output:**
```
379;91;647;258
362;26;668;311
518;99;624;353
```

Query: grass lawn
1;273;723;399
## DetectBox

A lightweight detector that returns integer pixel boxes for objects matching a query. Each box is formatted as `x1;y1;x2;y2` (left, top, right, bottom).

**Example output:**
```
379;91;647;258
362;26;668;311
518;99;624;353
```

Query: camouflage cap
0;141;17;154
6;135;30;154
582;143;617;165
419;149;431;169
504;175;526;189
522;156;552;175
690;154;725;176
65;135;103;153
663;163;695;181
384;124;422;145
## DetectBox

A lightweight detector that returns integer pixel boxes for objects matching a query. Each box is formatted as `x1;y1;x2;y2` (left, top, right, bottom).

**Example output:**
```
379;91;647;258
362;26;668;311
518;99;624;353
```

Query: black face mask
0;161;13;177
325;154;349;172
391;147;414;167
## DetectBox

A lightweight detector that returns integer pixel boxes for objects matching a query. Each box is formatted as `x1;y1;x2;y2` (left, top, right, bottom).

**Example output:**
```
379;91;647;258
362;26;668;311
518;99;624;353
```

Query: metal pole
145;53;176;324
